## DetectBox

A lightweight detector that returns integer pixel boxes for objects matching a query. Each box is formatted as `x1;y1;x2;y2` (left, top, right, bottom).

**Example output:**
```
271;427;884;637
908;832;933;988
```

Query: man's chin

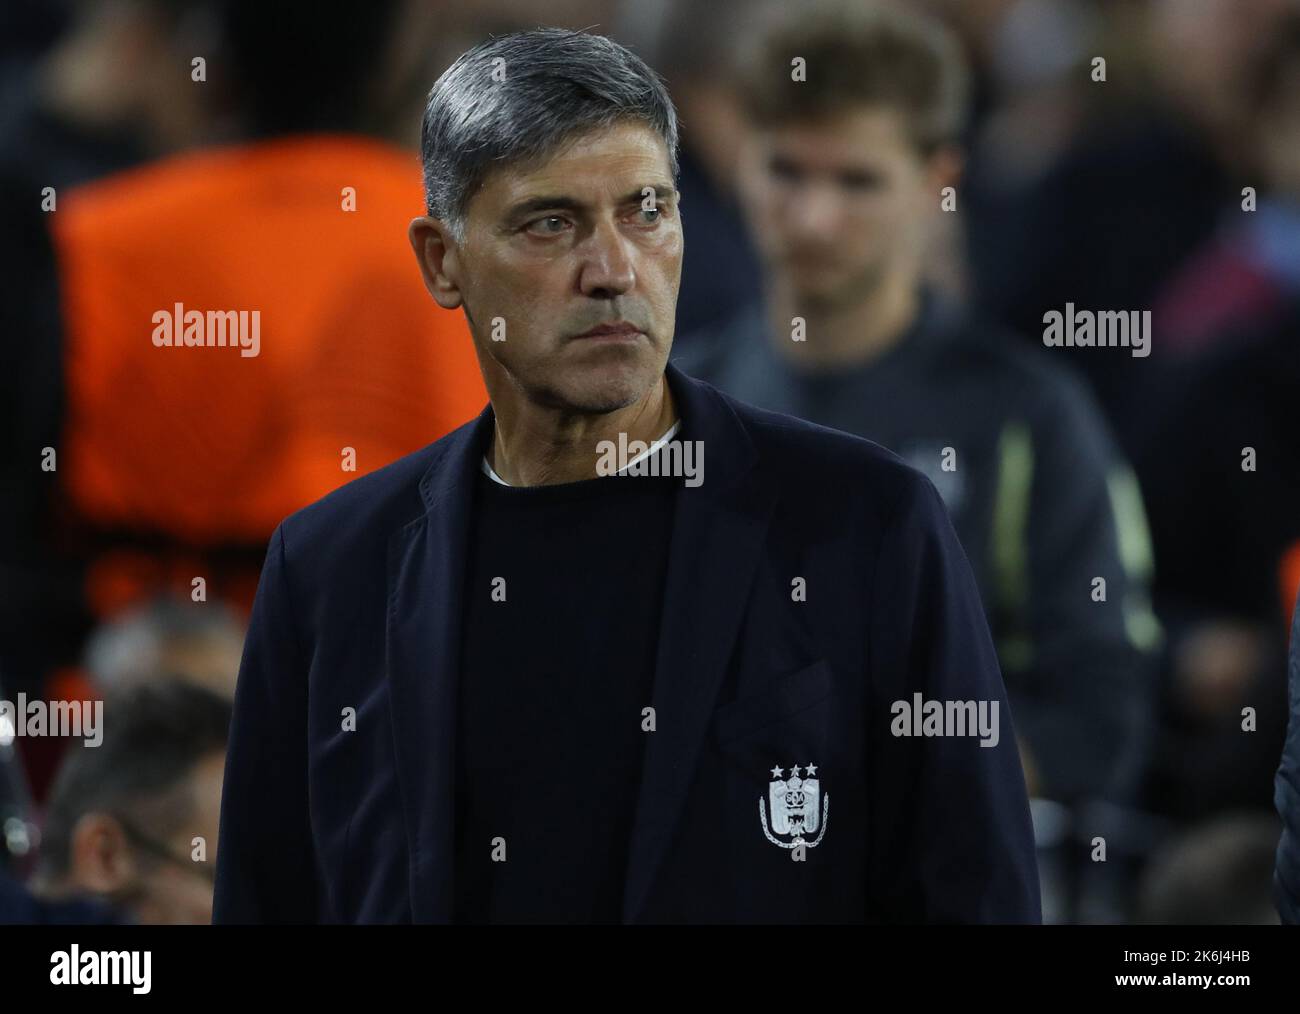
535;353;662;415
790;275;873;313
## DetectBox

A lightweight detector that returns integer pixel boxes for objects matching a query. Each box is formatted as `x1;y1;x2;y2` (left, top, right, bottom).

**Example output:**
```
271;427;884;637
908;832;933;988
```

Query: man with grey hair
214;28;1039;924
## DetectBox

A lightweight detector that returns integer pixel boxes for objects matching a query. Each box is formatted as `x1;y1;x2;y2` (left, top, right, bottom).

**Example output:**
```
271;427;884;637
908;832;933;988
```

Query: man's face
429;121;683;414
66;750;226;924
129;750;224;925
739;107;941;310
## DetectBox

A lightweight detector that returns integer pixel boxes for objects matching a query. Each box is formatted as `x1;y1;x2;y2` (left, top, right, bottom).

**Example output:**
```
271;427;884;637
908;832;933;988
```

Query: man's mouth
572;321;644;341
786;252;841;270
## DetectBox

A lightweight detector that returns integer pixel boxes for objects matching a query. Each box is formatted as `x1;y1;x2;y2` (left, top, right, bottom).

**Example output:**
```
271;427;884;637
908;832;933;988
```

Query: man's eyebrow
505;184;678;221
505;195;584;220
623;184;677;204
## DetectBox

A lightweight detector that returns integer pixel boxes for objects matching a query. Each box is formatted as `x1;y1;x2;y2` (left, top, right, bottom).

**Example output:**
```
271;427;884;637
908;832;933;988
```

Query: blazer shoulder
717;384;933;506
275;417;476;558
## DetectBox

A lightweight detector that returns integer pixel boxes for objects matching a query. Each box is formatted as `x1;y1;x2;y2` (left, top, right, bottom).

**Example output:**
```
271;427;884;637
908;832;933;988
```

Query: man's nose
787;182;843;236
578;220;637;299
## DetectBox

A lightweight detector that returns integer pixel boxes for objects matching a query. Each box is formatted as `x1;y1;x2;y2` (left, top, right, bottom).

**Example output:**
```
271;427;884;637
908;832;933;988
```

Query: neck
485;373;678;486
767;269;919;369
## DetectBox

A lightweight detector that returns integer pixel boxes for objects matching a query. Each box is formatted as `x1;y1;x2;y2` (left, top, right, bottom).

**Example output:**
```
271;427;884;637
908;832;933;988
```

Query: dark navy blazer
213;363;1041;923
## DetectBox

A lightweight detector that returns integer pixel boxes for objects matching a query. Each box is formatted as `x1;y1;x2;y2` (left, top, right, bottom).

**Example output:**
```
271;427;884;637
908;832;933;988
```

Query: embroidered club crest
760;763;829;850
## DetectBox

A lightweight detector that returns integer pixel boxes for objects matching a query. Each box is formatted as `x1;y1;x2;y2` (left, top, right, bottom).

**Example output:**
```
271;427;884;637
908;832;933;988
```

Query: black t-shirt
452;448;680;923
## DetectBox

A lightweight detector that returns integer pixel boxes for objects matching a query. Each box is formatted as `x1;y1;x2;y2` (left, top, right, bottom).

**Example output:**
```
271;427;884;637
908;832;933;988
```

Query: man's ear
68;813;136;894
408;216;465;310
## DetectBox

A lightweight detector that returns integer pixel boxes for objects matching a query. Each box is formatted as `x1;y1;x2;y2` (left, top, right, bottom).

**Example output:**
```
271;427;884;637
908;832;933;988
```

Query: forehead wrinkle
500;127;672;190
499;178;676;219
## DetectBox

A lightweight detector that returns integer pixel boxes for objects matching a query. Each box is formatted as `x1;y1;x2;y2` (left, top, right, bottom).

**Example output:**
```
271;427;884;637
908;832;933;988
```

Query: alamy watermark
50;947;151;994
1042;303;1151;358
596;432;704;487
890;692;1000;747
0;695;103;747
151;302;261;358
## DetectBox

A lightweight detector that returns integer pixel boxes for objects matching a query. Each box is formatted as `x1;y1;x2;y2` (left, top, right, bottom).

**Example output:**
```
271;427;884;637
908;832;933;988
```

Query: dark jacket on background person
674;291;1160;803
214;363;1040;924
0;868;126;925
670;145;763;341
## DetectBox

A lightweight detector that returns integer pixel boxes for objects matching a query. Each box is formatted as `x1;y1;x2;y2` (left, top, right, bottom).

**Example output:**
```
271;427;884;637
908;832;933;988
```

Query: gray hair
420;28;680;242
84;596;245;690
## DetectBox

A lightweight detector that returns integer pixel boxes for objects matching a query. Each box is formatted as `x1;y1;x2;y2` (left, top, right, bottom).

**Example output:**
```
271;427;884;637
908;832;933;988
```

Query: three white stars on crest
770;762;818;779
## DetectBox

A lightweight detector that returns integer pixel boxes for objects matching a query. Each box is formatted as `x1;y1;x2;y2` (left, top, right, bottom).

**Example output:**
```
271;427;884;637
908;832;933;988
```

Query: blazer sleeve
213;522;320;923
1275;595;1300;924
868;471;1042;923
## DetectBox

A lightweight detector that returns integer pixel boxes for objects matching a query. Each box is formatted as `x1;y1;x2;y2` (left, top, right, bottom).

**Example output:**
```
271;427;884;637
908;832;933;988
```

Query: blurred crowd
1;0;1297;924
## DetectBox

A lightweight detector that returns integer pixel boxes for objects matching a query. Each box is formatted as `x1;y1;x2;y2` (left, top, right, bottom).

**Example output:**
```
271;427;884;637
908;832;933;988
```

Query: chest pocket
709;658;836;759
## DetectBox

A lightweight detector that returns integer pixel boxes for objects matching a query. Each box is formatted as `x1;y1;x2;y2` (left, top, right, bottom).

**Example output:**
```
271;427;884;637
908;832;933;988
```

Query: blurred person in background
2;665;119;923
1151;13;1300;361
1277;592;1300;923
84;596;245;700
633;0;766;339
0;0;488;800
674;0;1159;816
29;680;231;924
1;0;229;710
1132;16;1300;825
0;0;213;200
958;0;1295;459
1132;315;1298;821
1136;812;1282;924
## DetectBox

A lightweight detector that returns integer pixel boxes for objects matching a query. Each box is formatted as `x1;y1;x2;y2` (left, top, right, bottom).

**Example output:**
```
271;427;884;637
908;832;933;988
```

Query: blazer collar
387;362;775;922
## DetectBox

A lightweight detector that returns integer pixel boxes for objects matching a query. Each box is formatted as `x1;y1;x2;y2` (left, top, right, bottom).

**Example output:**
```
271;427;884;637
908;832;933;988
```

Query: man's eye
838;171;883;191
769;158;802;183
527;215;569;235
637;207;661;225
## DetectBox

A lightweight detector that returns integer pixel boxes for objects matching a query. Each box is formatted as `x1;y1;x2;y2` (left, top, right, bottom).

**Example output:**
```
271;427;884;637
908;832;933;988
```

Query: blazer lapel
622;364;777;923
386;405;492;922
